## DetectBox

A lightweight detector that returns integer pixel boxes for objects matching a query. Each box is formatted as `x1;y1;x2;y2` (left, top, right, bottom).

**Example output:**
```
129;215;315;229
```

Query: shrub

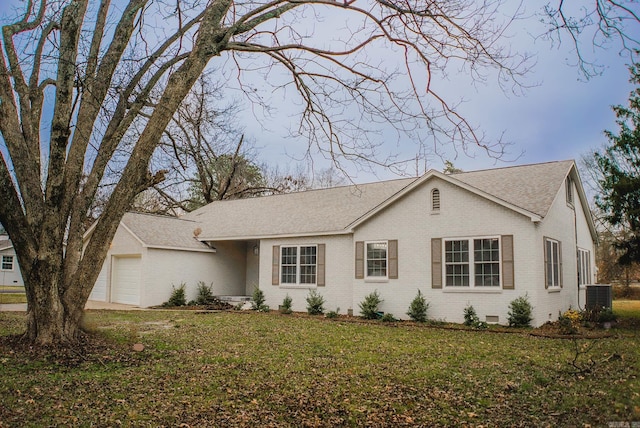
280;294;293;314
251;287;268;311
162;283;187;307
507;294;533;328
584;306;617;323
195;281;216;305
381;313;396;322
325;309;339;319
463;305;479;326
406;290;429;322
597;307;616;323
359;290;383;319
463;305;488;329
558;309;581;334
306;290;326;315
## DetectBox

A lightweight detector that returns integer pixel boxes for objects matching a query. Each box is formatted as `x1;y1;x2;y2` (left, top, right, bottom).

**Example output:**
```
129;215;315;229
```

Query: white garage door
111;256;141;305
89;261;108;301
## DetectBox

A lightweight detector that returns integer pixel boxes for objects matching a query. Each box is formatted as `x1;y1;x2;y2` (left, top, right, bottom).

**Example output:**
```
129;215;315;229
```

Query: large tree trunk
21;231;88;346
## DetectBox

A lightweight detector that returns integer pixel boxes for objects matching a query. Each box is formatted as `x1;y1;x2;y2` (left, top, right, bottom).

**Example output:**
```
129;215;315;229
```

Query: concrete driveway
0;301;140;312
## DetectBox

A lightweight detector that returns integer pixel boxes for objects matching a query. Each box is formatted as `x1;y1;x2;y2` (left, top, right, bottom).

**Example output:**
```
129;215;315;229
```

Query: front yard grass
0;310;638;426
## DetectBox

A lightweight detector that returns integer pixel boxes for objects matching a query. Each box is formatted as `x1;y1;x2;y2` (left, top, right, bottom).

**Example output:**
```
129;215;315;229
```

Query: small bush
406;290;429;322
195;281;216;305
163;283;187;307
325;309;339;319
306;290;326;315
280;295;293;314
508;294;533;328
381;313;396;322
463;305;488;329
597;307;616;323
463;305;478;326
251;287;268;311
583;306;617;323
359;290;383;319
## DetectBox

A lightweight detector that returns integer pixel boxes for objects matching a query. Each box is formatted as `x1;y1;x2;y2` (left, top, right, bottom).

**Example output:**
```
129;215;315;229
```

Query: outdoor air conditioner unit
585;284;613;310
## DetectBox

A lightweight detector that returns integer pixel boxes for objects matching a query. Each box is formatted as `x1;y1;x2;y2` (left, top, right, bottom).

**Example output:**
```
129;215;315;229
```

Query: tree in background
595;63;640;267
0;0;637;346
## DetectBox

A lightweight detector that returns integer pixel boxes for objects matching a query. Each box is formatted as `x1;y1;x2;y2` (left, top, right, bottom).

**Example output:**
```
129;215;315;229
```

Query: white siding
89;261;108;301
0;247;23;287
353;177;541;325
141;242;245;307
533;176;596;323
260;235;353;314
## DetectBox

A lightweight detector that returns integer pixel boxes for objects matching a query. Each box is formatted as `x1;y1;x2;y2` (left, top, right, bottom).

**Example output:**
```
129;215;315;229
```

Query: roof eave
143;244;217;253
198;229;353;242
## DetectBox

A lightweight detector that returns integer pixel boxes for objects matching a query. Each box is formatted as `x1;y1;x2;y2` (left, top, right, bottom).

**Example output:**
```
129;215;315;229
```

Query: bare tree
0;0;637;346
541;1;640;78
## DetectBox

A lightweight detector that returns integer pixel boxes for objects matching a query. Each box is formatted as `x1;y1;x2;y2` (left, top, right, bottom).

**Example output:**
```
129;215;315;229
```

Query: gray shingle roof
184;178;414;240
120;212;213;251
122;160;579;247
451;160;574;217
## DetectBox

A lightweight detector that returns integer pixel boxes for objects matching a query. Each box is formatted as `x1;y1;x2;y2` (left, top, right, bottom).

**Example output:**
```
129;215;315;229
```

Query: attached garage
88;262;108;301
89;212;232;308
111;256;141;305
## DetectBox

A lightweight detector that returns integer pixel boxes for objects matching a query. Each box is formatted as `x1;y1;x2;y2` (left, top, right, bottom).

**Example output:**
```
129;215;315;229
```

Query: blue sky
1;1;637;184
240;18;638;182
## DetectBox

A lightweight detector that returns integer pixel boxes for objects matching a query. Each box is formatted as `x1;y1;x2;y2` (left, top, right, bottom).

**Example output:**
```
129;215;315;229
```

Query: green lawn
614;300;640;319
0;286;26;304
0;310;639;426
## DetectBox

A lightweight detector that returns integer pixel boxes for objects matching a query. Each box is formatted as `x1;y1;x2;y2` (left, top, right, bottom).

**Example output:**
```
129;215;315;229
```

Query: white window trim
1;255;14;271
577;248;591;288
566;177;574;207
280;245;318;286
365;240;389;280
545;238;561;289
443;236;502;289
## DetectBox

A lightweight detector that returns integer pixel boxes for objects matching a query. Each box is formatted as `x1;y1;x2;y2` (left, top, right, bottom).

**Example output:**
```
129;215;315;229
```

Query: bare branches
541;0;640;78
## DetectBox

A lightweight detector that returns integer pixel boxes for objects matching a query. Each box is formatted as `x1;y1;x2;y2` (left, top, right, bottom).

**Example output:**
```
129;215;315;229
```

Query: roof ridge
450;159;574;176
126;211;198;223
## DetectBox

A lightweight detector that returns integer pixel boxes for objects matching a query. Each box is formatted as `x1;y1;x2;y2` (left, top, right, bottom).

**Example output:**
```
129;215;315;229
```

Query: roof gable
451;160;574;218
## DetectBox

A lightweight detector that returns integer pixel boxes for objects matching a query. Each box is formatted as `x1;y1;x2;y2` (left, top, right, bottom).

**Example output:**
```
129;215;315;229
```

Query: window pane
281;247;298;283
366;242;387;277
1;255;12;270
299;246;317;284
446;263;469;286
474;239;500;286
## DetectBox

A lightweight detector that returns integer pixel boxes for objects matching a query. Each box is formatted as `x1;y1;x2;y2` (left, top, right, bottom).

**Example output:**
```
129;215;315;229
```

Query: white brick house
0;236;23;287
92;160;597;326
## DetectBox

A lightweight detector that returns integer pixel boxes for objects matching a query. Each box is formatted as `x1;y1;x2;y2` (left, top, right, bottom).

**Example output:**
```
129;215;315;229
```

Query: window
366;241;388;278
578;249;591;286
1;255;13;271
545;238;561;288
444;238;500;287
280;245;317;285
566;177;574;206
431;188;440;211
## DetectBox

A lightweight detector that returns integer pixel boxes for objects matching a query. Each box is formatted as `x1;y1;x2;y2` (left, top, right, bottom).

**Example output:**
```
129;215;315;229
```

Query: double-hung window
544;238;561;289
366;241;388;278
577;248;591;286
1;255;13;271
444;238;500;287
280;245;317;285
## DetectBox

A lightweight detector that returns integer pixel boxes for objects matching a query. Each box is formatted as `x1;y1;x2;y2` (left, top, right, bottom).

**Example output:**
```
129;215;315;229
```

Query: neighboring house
0;235;24;287
91;160;597;326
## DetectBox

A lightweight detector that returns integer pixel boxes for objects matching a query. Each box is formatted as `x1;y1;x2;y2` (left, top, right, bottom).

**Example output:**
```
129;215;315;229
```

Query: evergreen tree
595;63;640;264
